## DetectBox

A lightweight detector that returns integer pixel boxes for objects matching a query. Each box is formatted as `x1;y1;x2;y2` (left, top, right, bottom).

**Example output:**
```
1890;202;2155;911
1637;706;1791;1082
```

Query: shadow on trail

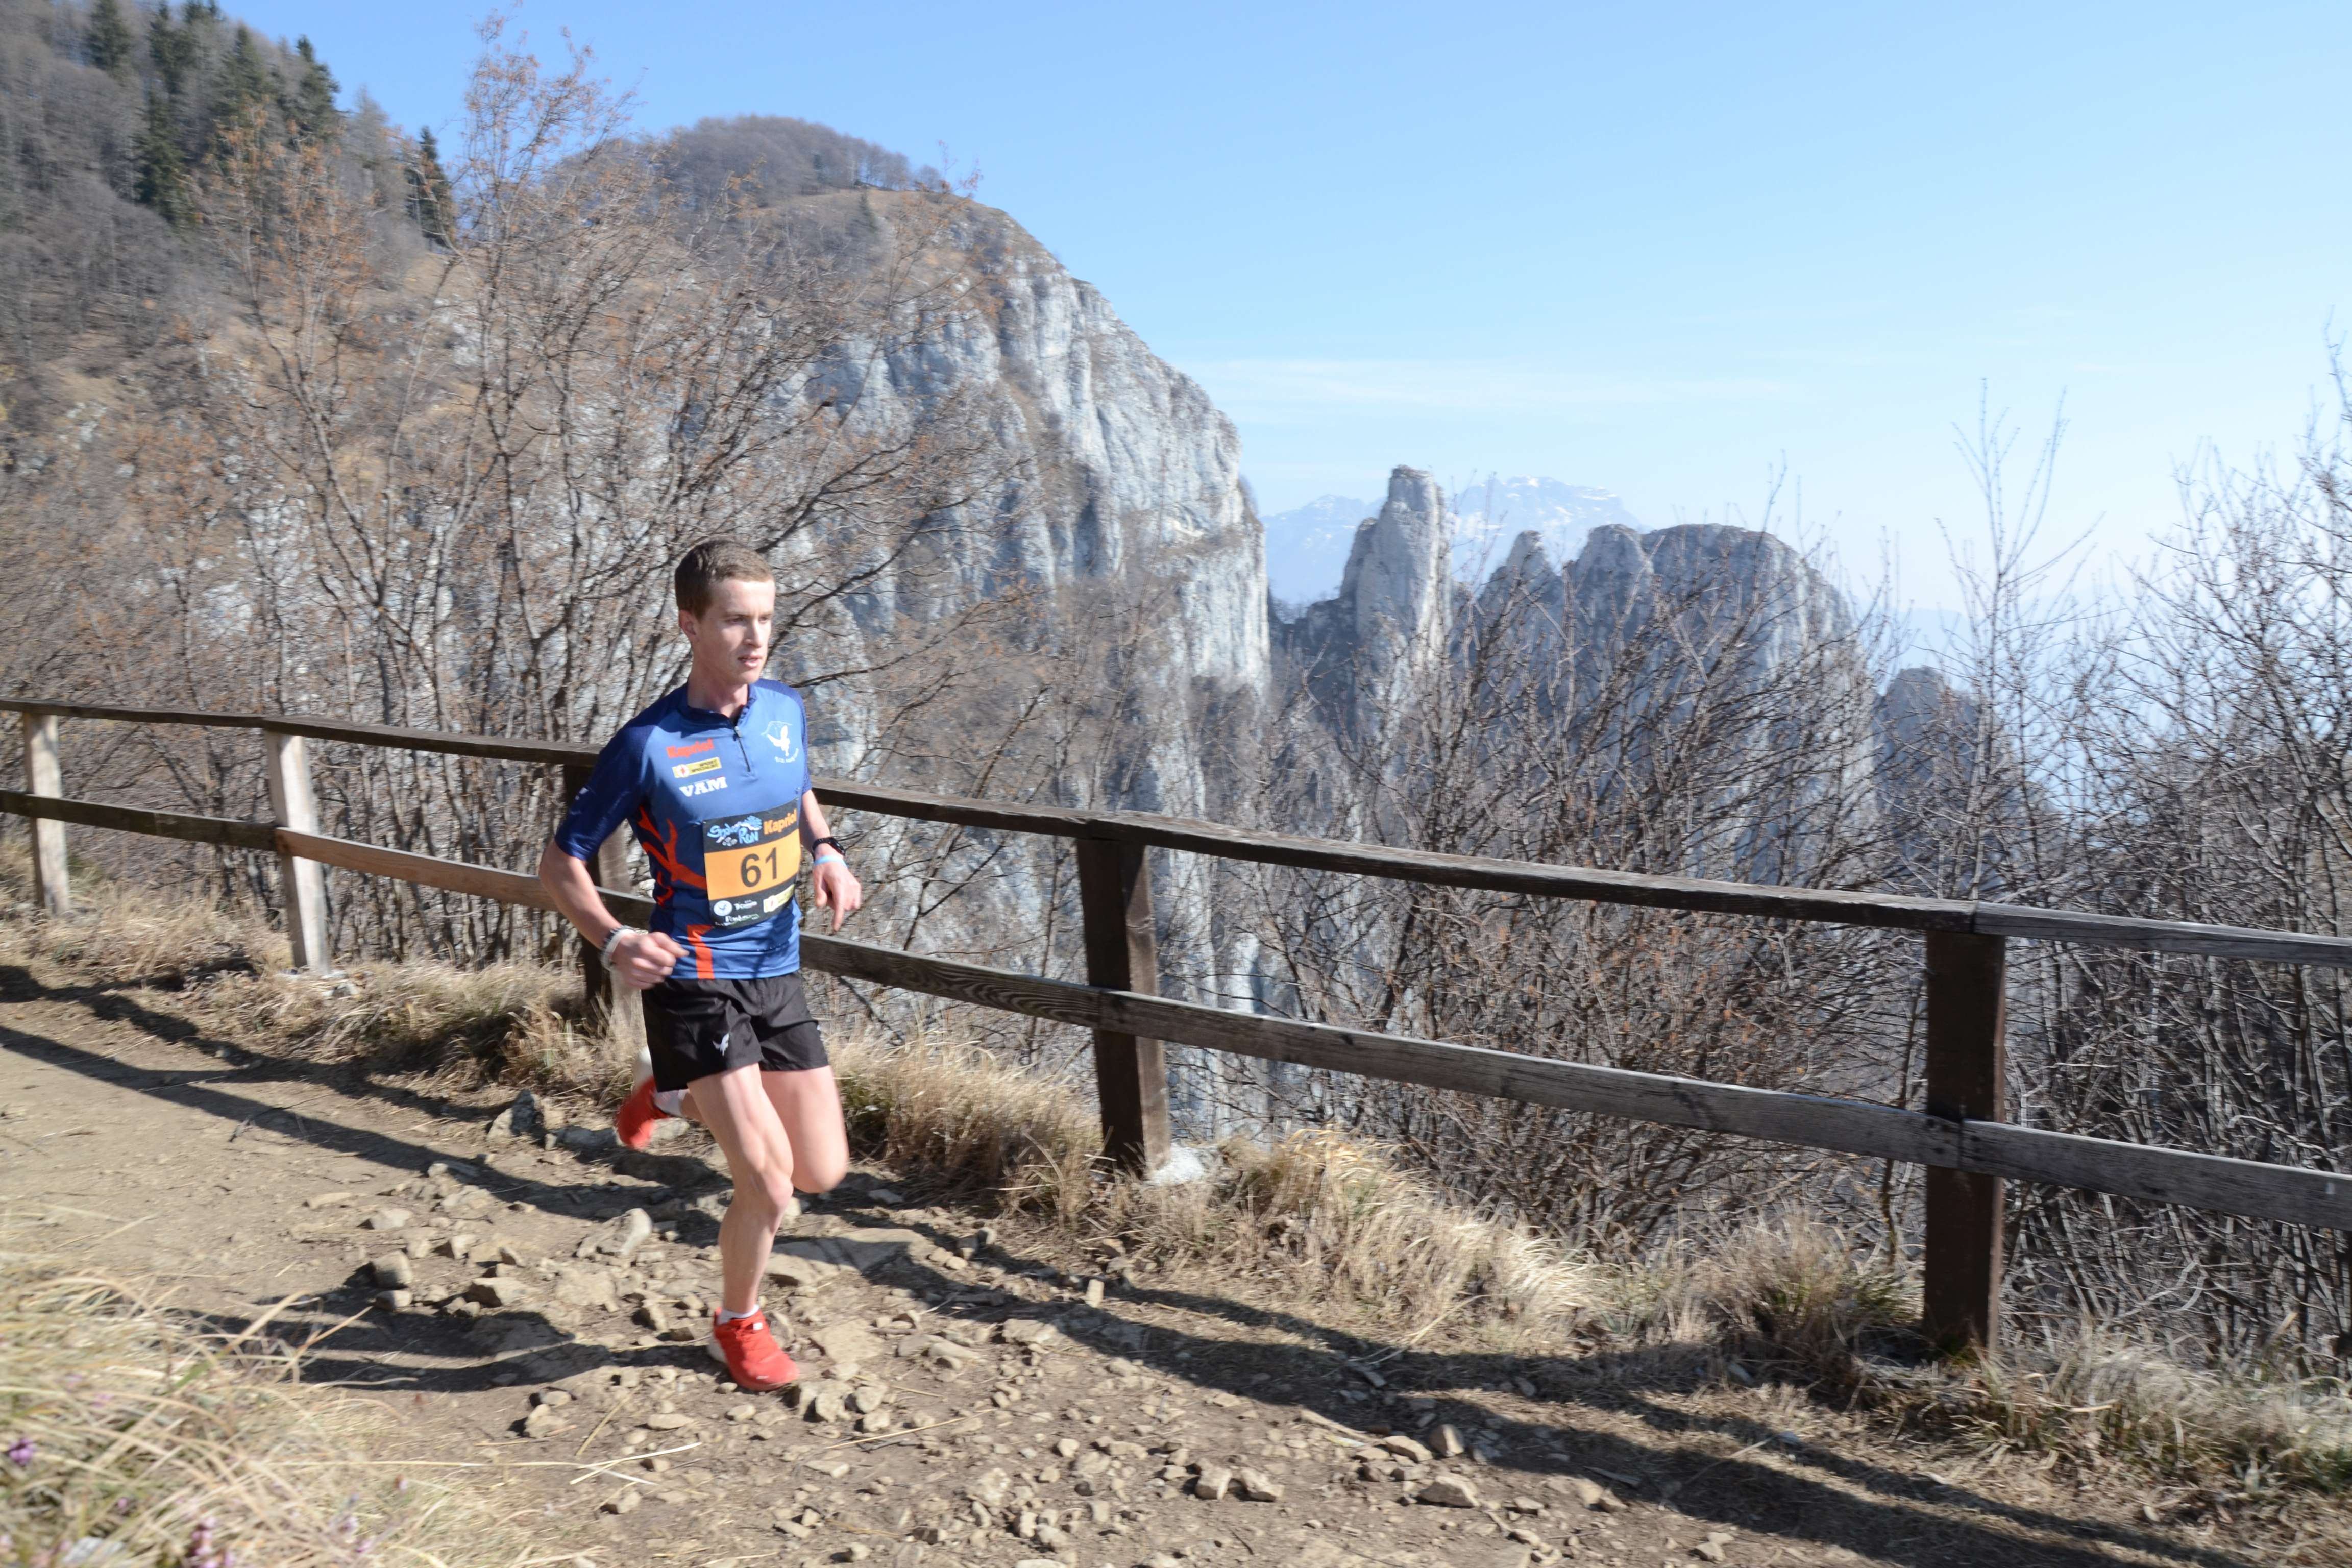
823;1226;2253;1568
0;969;669;1228
1;968;2255;1568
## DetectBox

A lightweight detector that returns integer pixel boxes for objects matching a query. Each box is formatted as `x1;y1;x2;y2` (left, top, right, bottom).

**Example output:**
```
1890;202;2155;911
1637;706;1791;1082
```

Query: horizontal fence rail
10;694;2352;1354
796;934;2352;1231
8;697;2347;967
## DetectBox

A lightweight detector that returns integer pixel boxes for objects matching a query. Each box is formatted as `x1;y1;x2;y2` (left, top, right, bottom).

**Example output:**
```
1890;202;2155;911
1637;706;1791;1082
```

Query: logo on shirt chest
672;756;723;779
764;718;798;764
680;777;728;798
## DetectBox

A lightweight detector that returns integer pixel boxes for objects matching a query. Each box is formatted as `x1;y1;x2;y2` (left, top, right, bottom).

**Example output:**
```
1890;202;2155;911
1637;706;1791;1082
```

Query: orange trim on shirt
636;806;706;903
683;924;716;980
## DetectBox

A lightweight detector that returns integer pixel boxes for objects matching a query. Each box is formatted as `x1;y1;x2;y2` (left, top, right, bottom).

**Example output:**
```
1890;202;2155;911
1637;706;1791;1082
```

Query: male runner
538;538;861;1393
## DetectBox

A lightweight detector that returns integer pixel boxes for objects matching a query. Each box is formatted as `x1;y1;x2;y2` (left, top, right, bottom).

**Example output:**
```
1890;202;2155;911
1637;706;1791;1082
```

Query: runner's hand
611;930;687;990
811;859;863;933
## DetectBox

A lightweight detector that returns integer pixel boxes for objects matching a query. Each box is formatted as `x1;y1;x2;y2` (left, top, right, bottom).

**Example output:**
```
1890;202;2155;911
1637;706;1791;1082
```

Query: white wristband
599;925;637;962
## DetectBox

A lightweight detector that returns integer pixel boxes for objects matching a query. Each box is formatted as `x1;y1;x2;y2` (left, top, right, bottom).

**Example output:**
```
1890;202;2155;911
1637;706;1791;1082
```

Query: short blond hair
674;539;774;616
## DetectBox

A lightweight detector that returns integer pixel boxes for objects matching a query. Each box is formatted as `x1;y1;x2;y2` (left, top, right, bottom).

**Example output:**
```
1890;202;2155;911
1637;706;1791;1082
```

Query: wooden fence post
21;713;68;916
264;729;331;973
1923;928;2008;1353
559;764;644;1063
1075;835;1172;1176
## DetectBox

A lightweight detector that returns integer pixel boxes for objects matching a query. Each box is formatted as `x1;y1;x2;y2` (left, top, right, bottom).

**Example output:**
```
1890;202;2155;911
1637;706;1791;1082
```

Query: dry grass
266;961;598;1086
0;843;615;1101
831;1031;1100;1218
1604;1215;1915;1384
0;851;285;986
829;1033;1594;1335
1590;1218;2352;1507
0;1241;529;1568
1107;1128;1597;1337
7;870;2350;1509
1921;1333;2352;1500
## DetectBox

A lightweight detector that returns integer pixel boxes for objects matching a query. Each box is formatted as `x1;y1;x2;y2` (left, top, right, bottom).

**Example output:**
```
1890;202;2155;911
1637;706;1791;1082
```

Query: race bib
700;807;801;928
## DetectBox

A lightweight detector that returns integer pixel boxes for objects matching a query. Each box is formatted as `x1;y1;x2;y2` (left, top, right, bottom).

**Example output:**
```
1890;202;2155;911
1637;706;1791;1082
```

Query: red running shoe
615;1076;671;1152
710;1310;798;1393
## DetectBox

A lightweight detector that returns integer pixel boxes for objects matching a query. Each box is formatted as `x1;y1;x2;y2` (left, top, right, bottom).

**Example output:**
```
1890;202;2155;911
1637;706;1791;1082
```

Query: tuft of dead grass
0;1241;528;1568
1591;1217;2352;1505
270;960;589;1084
1109;1129;1597;1340
0;847;285;985
0;847;619;1102
831;1032;1099;1219
1926;1331;2352;1499
1611;1215;1915;1385
829;1034;1591;1337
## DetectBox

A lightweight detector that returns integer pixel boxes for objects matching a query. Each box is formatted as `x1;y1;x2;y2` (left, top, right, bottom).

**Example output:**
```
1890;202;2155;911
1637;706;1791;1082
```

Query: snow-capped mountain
1261;477;1640;606
1262;494;1379;608
1448;477;1641;581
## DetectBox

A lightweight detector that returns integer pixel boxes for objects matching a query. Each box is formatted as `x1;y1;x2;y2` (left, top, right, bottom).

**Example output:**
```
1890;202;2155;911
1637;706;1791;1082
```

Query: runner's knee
732;1155;799;1219
792;1148;847;1195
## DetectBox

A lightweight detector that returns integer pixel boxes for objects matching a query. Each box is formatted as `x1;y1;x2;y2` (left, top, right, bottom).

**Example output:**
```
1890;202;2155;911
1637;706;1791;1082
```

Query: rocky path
0;966;2285;1568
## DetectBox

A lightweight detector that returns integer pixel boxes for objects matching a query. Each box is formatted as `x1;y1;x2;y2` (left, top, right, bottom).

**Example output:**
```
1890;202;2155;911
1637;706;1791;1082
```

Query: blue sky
238;0;2347;607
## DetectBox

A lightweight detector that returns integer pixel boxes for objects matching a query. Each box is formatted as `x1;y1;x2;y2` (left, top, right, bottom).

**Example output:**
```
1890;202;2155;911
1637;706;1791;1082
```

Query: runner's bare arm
536;840;687;989
801;790;863;933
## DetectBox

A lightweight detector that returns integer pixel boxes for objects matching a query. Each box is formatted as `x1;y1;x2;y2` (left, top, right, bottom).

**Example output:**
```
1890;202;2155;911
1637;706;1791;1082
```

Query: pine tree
410;126;455;244
134;90;188;225
85;0;135;79
219;26;269;112
289;36;338;143
148;9;193;98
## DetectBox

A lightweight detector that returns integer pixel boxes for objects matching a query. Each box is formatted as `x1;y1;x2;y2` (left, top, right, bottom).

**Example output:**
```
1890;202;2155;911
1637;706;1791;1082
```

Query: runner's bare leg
677;1073;845;1193
684;1065;800;1315
760;1065;849;1195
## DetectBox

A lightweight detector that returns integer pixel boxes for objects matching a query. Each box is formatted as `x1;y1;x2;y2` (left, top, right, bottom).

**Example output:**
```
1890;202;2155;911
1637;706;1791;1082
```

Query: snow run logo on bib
764;717;798;763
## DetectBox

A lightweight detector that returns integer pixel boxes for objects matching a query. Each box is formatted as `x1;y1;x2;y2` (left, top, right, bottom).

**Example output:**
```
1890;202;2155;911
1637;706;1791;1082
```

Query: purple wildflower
183;1517;225;1568
6;1437;34;1467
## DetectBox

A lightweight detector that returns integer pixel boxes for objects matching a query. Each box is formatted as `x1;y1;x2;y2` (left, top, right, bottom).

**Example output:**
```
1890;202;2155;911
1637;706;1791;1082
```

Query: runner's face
682;578;775;692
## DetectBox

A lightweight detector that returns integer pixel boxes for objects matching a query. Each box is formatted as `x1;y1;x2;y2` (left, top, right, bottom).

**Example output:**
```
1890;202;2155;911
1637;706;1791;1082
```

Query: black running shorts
642;971;828;1091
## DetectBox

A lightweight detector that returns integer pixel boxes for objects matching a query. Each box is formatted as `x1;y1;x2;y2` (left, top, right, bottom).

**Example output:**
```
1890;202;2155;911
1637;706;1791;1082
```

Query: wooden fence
8;696;2352;1356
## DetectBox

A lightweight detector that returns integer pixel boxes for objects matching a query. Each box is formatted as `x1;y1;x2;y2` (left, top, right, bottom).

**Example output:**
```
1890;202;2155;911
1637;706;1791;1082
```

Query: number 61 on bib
701;809;801;928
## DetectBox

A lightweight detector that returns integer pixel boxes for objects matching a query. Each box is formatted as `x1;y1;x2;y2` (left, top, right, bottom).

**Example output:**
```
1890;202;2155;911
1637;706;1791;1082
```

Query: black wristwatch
810;835;843;856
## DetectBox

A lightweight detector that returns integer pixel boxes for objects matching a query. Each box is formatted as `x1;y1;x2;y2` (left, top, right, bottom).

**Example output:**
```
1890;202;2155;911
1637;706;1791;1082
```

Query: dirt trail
0;963;2283;1568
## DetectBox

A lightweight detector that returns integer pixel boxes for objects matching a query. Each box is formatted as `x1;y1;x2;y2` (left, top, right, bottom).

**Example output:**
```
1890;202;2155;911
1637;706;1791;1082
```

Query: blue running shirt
554;680;813;980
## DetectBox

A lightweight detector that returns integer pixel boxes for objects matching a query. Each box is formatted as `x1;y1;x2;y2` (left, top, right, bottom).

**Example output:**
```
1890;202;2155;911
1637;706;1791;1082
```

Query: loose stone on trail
1234;1467;1283;1501
487;1090;541;1140
608;1208;654;1260
809;1320;884;1364
464;1277;533;1308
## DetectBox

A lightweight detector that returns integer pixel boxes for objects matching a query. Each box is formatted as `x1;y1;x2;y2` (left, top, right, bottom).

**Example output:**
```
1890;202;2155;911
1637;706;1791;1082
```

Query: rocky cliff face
803;193;1269;824
1276;468;1454;743
1284;482;1883;885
